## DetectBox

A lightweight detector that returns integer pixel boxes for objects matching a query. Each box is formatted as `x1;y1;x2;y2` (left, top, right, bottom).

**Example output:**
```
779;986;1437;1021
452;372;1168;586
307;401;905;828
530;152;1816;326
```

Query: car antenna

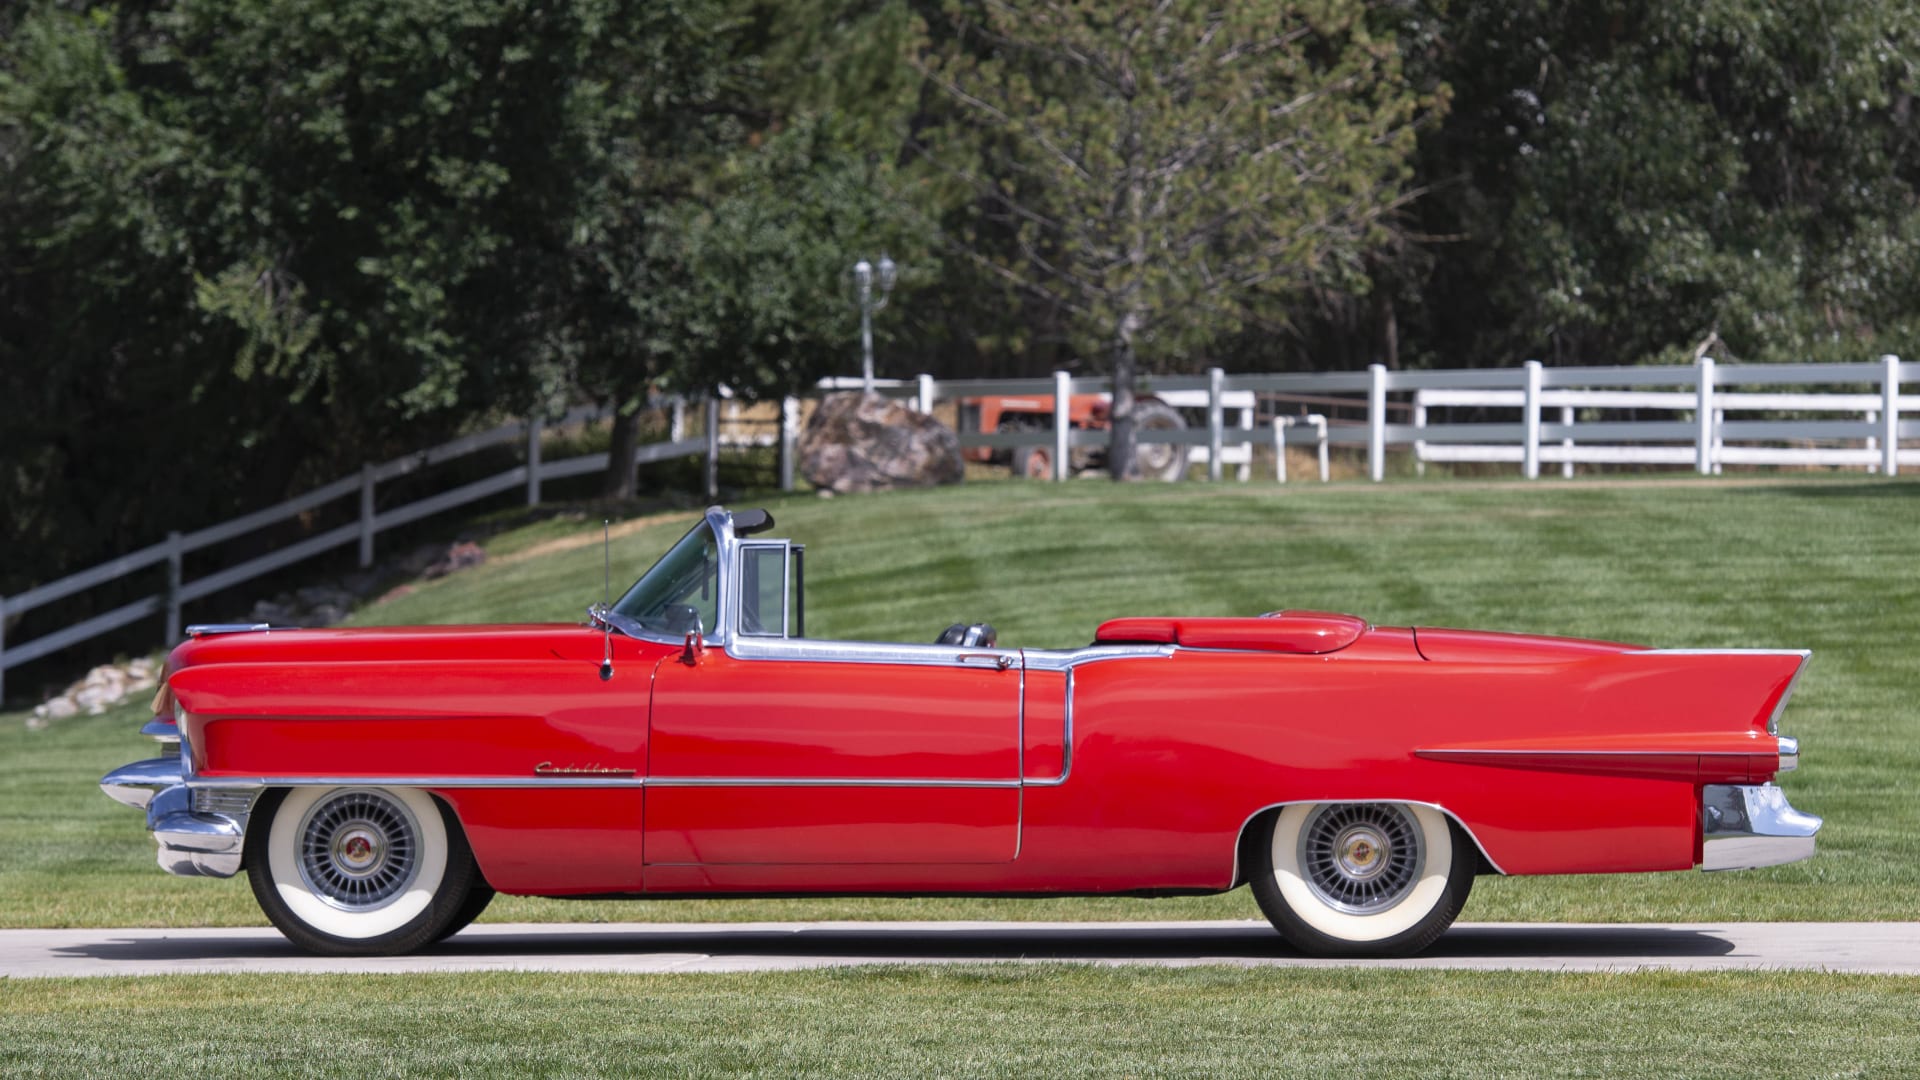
599;519;614;682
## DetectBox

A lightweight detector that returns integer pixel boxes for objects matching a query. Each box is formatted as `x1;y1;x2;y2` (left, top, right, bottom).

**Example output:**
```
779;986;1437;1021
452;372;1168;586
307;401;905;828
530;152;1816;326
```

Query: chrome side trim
1022;644;1175;671
1767;652;1813;736
1701;783;1821;871
648;776;1021;789
180;774;1031;790
729;634;1020;669
184;623;273;636
1640;648;1814;658
1229;799;1507;886
186;775;648;790
1418;747;1759;758
101;758;183;810
1024;668;1075;787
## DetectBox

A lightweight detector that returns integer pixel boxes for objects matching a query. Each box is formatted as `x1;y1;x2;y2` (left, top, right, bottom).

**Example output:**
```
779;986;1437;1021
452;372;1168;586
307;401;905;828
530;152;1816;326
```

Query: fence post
358;464;375;568
917;374;935;415
1883;354;1901;477
1413;399;1427;478
1052;370;1070;482
1696;357;1716;475
1522;360;1542;480
1561;405;1575;479
1312;415;1330;482
670;398;686;442
704;395;720;499
164;531;183;645
1273;419;1288;483
1368;364;1387;482
526;415;543;507
1207;367;1225;482
779;396;799;492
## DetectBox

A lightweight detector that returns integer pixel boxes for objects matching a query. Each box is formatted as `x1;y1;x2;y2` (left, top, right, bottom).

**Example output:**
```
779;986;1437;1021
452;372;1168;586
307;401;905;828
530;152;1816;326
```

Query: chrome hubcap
296;790;421;912
1298;804;1424;914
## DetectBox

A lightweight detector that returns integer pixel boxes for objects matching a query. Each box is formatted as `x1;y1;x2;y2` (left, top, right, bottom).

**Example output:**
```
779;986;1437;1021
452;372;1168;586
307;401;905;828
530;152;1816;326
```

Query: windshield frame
606;507;742;647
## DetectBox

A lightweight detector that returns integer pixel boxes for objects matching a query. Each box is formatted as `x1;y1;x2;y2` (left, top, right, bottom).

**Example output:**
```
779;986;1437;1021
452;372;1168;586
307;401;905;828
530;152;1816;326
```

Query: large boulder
799;392;965;494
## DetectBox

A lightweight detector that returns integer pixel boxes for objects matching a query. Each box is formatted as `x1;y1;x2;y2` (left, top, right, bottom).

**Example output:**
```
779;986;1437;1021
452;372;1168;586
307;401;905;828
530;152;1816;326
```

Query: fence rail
9;355;1912;700
1;404;711;699
807;355;1910;485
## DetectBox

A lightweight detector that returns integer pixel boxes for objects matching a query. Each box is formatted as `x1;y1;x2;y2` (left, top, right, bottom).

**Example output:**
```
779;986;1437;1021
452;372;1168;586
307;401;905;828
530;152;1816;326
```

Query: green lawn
4;477;1916;928
3;967;1916;1077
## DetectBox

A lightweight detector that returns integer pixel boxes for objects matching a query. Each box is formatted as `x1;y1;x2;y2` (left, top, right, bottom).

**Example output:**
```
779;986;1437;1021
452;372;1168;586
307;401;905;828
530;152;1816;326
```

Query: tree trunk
602;405;640;499
1108;316;1139;481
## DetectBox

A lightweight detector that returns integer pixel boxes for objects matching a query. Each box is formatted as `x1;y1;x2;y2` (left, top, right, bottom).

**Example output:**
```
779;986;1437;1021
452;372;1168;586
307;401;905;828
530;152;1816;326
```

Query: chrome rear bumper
101;755;253;879
1701;783;1821;871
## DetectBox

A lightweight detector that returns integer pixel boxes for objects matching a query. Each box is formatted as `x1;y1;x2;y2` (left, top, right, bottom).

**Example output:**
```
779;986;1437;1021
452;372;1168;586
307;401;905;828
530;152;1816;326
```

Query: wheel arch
241;785;491;890
1228;798;1504;890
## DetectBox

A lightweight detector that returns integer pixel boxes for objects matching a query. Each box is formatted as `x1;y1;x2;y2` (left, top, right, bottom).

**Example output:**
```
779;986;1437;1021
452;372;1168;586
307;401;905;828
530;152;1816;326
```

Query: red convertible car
103;506;1821;957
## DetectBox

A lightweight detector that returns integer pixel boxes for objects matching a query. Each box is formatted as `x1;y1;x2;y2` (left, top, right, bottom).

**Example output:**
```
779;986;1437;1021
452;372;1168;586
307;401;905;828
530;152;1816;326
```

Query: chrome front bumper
1701;783;1822;871
101;754;254;879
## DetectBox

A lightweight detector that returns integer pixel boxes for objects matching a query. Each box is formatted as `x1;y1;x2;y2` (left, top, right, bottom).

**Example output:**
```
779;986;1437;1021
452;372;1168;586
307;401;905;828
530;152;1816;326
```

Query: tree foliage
1399;0;1920;368
7;0;1920;619
911;0;1433;474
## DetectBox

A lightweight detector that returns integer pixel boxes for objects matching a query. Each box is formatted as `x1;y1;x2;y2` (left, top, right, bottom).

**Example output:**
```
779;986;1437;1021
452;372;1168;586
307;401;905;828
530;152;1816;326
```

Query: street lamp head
877;254;897;294
853;259;873;292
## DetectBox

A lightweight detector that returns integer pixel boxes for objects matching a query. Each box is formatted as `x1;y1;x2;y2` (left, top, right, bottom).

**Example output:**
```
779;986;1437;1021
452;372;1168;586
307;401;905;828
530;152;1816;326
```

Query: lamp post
854;254;897;394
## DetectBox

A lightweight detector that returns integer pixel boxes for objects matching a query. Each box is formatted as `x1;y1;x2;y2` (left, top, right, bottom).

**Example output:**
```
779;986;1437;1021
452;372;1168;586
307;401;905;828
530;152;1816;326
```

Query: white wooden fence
9;356;1911;699
811;355;1912;485
0;403;714;700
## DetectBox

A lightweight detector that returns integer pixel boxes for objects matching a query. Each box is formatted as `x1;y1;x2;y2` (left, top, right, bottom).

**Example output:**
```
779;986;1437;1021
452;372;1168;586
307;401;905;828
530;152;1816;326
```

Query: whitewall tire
245;786;484;955
1249;802;1475;957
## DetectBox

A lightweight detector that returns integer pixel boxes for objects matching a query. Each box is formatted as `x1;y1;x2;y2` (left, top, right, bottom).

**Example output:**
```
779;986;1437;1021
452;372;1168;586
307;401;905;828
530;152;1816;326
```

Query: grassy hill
4;476;1915;928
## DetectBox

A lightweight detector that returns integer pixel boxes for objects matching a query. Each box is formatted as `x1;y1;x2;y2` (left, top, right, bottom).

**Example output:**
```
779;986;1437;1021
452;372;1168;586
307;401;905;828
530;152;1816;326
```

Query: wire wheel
295;789;423;912
1296;803;1424;915
1248;801;1475;957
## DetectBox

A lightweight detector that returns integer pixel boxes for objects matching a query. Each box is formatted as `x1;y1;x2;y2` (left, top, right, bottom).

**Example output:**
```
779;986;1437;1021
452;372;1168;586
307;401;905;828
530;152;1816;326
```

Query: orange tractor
958;393;1190;481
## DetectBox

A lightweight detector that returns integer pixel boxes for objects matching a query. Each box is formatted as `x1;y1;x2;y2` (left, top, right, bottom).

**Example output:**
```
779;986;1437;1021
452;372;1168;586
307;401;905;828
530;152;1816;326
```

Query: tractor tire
1133;400;1189;482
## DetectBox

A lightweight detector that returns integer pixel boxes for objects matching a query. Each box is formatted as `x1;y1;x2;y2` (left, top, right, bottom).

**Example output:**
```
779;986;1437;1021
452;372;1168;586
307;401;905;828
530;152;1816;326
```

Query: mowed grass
3;967;1917;1077
4;477;1917;928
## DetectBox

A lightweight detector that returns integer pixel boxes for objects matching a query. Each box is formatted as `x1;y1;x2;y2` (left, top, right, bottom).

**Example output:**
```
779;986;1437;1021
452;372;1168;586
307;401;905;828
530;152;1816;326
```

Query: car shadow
56;922;1737;965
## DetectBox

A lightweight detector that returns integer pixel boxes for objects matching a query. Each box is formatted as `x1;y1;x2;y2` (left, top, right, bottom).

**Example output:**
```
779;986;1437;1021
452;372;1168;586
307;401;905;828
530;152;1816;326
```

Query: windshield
610;521;720;638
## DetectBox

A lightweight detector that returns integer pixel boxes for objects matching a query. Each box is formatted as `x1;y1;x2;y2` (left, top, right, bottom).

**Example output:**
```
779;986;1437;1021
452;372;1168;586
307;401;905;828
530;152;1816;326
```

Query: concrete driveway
5;920;1918;977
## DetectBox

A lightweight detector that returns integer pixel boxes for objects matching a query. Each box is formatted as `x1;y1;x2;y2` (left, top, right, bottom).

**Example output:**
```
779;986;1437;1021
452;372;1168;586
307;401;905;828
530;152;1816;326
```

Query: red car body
103;506;1821;957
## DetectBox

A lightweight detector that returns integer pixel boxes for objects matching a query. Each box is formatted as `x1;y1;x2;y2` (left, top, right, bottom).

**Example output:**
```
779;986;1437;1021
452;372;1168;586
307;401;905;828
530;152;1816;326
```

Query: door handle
957;653;1016;670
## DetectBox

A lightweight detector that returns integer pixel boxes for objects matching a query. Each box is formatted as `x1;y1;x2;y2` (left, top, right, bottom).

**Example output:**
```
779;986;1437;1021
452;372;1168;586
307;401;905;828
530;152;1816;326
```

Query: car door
643;644;1023;865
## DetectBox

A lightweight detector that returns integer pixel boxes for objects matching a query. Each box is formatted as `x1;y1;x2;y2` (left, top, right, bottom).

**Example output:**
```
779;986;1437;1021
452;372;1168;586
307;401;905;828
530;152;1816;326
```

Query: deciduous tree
912;0;1433;476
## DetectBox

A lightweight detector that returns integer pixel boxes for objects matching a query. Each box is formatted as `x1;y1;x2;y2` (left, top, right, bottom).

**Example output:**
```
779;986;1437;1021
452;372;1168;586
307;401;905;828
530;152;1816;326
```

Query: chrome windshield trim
184;623;273;636
605;507;736;648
